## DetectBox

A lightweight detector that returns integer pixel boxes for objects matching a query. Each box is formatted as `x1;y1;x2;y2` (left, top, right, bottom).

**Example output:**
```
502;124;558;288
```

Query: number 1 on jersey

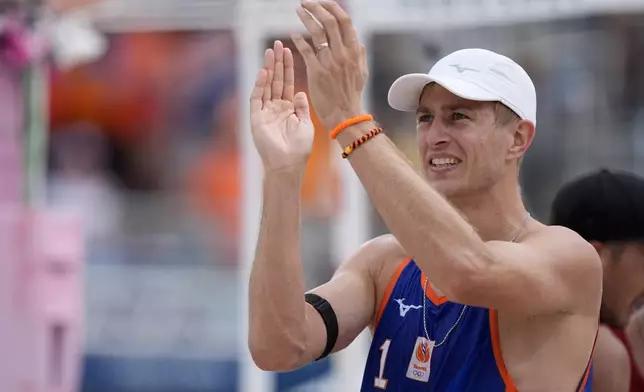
374;339;391;389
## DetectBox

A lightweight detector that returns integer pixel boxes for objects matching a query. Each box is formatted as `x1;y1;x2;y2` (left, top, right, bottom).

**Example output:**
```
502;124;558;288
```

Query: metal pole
237;3;275;391
22;0;48;208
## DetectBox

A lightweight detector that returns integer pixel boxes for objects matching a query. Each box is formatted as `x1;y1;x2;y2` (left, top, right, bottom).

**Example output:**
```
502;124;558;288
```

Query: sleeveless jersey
360;258;595;391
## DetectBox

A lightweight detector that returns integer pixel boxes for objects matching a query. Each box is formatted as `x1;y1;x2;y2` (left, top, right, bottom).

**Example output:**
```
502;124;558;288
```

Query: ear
590;241;612;268
507;120;536;161
590;240;603;254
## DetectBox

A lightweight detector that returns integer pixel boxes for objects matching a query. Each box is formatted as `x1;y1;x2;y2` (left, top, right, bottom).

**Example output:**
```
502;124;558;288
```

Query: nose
422;123;450;150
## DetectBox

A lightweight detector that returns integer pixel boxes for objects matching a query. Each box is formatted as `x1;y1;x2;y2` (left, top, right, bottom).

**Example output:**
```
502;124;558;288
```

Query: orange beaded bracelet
341;128;383;159
330;114;374;139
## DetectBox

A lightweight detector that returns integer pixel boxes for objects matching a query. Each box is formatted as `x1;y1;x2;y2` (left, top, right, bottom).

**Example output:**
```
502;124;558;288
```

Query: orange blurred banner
47;0;101;12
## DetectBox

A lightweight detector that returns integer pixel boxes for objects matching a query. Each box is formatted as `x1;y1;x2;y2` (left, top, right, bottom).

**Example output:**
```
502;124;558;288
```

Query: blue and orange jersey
360;258;595;391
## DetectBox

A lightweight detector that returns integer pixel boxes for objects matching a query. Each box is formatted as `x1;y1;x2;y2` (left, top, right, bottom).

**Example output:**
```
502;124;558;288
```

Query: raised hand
250;40;315;173
291;0;369;131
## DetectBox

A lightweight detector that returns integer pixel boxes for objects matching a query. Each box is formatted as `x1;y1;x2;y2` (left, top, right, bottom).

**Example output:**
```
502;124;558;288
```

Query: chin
426;176;470;198
600;303;628;329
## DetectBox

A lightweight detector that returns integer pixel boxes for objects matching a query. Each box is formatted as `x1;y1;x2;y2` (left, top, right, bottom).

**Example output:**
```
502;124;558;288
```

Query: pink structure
0;15;85;392
0;210;85;392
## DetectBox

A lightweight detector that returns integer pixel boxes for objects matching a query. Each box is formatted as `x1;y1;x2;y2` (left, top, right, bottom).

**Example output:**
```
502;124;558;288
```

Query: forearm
336;121;487;293
248;169;308;366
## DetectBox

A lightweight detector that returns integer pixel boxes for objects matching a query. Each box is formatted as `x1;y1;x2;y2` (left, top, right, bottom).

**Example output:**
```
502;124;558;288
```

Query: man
550;169;644;392
247;1;602;390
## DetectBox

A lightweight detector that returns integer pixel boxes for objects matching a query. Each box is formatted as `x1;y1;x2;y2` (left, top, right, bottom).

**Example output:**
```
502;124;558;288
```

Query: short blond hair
494;102;520;126
493;103;525;169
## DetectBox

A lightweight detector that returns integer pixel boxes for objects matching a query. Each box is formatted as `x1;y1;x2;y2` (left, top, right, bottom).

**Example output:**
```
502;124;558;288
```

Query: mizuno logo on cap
450;64;479;74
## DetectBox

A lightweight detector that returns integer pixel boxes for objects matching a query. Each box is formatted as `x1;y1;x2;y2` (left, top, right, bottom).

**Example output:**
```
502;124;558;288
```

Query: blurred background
1;0;644;391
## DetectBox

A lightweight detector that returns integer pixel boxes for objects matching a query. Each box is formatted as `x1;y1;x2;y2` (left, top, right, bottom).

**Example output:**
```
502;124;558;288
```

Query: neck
447;174;529;242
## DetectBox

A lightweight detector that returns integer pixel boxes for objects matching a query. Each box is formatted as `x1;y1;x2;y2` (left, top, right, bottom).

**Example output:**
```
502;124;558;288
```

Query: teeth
430;157;460;166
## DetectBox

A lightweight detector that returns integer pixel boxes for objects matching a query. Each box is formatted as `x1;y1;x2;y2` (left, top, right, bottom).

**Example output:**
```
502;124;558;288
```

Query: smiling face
415;83;534;198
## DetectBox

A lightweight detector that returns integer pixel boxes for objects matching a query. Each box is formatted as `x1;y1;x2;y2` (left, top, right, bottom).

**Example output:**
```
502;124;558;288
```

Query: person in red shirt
551;169;644;392
613;325;644;392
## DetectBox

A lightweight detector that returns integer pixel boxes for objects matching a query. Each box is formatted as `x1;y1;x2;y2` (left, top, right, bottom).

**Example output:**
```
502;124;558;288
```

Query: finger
283;48;295;102
250;68;268;114
293;91;311;122
295;6;331;63
319;0;359;50
301;1;343;58
291;31;321;70
263;48;275;102
272;40;285;99
359;45;367;75
295;5;326;47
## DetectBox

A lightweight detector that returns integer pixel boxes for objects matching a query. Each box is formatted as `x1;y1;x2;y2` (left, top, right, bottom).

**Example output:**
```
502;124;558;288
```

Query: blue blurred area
83;356;238;392
81;246;335;392
82;355;331;392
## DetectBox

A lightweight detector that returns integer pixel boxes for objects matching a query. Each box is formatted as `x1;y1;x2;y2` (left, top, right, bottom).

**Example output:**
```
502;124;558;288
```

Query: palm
250;42;314;172
252;99;314;169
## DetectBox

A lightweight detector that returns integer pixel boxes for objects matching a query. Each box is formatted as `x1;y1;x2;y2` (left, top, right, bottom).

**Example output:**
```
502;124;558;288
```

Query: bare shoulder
336;234;408;310
529;224;600;263
518;223;603;313
335;234;405;276
539;224;602;271
339;234;407;283
302;235;408;357
531;224;602;284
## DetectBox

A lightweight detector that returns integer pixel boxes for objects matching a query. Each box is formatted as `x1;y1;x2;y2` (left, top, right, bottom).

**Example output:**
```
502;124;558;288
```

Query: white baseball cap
387;48;537;125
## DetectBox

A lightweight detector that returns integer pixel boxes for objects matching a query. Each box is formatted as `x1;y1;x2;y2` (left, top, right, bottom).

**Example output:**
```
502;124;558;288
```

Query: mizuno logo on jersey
394;298;422;317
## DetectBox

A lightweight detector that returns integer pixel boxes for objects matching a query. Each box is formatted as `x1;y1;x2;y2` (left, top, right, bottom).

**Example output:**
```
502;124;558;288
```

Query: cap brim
387;73;500;112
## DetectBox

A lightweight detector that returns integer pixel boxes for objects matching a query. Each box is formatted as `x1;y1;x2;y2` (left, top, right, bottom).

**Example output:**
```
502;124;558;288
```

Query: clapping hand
290;0;369;131
250;40;315;174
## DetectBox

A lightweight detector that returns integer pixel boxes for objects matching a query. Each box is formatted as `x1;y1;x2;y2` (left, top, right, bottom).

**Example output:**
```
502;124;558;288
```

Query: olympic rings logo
412;370;425;377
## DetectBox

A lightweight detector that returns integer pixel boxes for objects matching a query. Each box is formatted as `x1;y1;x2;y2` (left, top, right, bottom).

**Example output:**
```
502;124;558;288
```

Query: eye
451;112;469;121
417;114;433;124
